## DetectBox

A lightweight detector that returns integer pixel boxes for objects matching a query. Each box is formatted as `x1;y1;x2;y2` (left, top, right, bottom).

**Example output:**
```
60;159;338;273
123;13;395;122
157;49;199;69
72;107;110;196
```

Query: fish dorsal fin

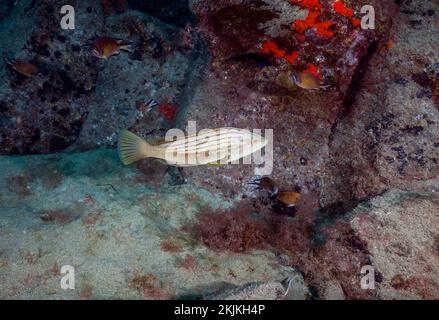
147;136;168;146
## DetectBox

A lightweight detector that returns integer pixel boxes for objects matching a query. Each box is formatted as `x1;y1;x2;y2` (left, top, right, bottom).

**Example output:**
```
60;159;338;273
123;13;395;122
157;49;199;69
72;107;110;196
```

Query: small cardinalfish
91;37;132;59
118;128;267;167
248;177;279;196
291;70;330;91
276;191;301;207
250;177;301;207
5;59;38;77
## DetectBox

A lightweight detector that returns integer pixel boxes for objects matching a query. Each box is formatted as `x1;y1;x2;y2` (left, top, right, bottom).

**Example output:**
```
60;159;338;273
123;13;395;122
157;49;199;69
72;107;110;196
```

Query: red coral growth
285;51;299;64
291;0;323;11
305;63;323;79
351;18;361;27
332;0;354;18
262;0;361;66
261;41;299;65
293;11;335;38
261;41;286;58
157;103;178;121
333;0;354;18
333;1;361;27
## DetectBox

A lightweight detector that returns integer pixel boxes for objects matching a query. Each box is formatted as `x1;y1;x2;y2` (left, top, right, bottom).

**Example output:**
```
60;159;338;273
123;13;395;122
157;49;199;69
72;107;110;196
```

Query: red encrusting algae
333;0;360;27
261;41;299;64
261;0;361;66
293;10;335;39
261;41;285;58
284;51;299;64
333;0;354;17
305;63;323;79
351;18;361;27
157;103;178;121
291;0;323;11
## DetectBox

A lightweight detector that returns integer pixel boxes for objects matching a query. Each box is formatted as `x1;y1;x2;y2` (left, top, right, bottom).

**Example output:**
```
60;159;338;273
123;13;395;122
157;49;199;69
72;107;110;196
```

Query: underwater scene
0;0;438;300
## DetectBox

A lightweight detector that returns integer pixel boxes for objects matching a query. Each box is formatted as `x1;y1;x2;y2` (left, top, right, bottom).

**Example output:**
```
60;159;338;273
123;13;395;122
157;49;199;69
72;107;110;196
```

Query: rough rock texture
181;0;398;199
322;0;439;206
0;0;438;300
0;0;205;154
0;150;306;299
0;150;436;299
351;188;439;299
208;274;309;299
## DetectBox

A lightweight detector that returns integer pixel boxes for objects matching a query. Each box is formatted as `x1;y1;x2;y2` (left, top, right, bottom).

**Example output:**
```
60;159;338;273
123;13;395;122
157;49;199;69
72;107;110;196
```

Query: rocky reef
0;0;438;299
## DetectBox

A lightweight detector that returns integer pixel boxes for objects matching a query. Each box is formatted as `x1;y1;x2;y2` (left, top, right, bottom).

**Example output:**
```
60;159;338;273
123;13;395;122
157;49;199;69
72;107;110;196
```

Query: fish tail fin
118;130;149;165
120;44;133;53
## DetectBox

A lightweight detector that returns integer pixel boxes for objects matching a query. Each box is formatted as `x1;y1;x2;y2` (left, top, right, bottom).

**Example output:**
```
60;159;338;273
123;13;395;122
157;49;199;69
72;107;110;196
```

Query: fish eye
291;74;298;82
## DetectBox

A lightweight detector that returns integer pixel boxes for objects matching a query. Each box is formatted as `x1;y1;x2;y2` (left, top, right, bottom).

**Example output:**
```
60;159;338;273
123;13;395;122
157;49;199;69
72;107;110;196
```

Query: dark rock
183;0;396;202
0;0;206;155
127;0;196;27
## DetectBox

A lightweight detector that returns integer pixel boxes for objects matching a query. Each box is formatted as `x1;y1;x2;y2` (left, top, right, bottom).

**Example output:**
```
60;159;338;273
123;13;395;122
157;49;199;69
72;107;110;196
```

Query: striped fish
118;128;267;166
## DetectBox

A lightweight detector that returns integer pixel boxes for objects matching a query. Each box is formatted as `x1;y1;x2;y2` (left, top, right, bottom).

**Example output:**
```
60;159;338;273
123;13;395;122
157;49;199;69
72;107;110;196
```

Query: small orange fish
91;37;132;59
277;71;297;93
6;59;38;77
292;70;330;91
276;191;301;207
248;177;279;196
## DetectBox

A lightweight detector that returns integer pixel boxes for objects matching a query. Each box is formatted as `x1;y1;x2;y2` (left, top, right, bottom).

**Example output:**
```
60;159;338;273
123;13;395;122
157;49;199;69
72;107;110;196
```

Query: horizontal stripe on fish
160;128;254;150
117;128;267;166
163;136;254;154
